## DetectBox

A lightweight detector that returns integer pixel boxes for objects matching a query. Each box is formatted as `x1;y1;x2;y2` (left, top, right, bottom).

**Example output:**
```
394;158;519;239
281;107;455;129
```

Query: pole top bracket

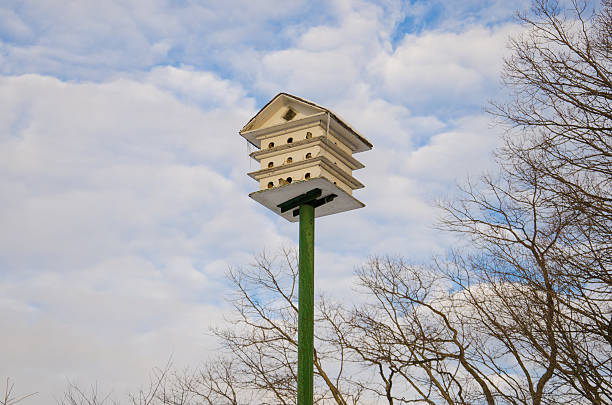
276;187;338;217
277;188;322;213
292;194;337;217
249;178;365;222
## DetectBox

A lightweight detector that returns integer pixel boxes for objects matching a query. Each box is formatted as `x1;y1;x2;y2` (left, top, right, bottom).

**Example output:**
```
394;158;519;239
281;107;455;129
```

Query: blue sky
0;0;531;402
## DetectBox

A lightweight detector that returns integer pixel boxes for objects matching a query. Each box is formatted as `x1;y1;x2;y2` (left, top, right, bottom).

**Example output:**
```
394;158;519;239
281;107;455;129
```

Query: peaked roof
239;93;373;153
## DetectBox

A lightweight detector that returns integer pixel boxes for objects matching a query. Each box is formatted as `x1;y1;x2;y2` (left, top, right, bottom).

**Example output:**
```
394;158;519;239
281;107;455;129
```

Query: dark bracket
292;194;337;217
276;188;338;217
277;188;322;213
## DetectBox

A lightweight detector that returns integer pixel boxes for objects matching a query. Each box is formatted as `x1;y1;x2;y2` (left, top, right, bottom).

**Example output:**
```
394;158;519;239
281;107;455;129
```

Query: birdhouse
240;93;372;221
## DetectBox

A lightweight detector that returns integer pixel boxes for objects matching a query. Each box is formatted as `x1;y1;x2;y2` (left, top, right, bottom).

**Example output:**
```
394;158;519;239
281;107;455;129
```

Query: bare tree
491;0;611;287
1;379;36;405
322;2;612;404
57;1;610;404
58;364;171;405
208;249;365;405
482;0;612;402
59;382;117;405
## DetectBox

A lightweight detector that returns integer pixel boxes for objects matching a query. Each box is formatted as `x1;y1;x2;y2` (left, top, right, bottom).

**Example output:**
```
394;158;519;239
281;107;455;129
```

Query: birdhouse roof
239;93;373;153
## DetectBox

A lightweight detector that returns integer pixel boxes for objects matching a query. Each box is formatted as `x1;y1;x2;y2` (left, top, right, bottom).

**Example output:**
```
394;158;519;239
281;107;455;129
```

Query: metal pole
297;203;314;405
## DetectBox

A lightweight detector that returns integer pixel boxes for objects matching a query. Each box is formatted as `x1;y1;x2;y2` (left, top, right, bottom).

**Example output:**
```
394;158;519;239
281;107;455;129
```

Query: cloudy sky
0;0;531;403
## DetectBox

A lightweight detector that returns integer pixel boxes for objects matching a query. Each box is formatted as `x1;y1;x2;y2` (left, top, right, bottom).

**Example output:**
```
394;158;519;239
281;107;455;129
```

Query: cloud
0;1;526;403
369;24;521;111
404;114;503;181
144;66;251;109
0;71;290;402
0;8;33;42
228;4;520;123
0;0;331;80
0;261;230;402
230;0;396;102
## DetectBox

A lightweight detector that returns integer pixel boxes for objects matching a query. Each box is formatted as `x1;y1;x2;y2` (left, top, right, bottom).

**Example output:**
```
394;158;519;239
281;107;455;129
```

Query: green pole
297;203;315;405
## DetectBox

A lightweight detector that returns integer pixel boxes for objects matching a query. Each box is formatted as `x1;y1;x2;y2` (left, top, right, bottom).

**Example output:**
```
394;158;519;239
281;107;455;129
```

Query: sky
0;0;532;403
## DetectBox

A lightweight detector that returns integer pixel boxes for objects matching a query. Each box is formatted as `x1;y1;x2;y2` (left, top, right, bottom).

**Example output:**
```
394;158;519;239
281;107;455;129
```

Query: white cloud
0;1;525;402
143;66;251;109
369;24;521;108
0;0;328;79
0;74;268;270
0;8;33;42
404;114;503;182
0;71;289;403
0;262;229;402
237;1;394;102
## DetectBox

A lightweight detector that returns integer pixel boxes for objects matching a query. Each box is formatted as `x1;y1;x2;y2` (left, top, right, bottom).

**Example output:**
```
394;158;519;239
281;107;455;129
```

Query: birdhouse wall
325;131;352;155
252;154;360;192
319;167;353;194
321;150;352;174
258;124;325;150
258;165;322;190
259;142;354;175
257;165;354;196
260;144;321;170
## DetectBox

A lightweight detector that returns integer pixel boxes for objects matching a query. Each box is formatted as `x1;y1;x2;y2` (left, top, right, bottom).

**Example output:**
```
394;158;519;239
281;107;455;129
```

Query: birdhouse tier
248;135;365;195
240;93;372;220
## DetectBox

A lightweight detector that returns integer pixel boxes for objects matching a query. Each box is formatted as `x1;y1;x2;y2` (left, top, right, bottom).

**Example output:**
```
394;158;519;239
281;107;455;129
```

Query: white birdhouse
239;93;372;221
